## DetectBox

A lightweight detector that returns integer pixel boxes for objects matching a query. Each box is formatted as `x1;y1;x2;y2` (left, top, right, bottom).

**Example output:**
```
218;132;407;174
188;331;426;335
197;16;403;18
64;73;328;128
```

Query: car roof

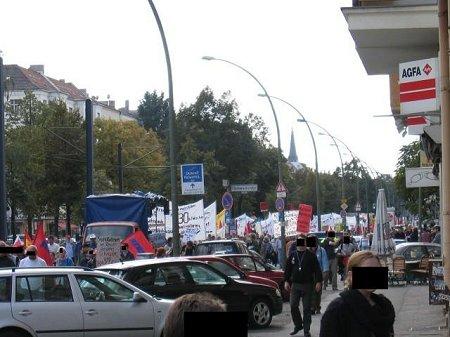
97;257;203;270
0;267;95;276
197;239;245;244
396;242;440;250
216;254;253;258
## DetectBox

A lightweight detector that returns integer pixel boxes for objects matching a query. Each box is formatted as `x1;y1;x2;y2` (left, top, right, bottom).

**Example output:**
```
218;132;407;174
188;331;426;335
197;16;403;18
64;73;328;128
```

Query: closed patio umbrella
371;189;396;256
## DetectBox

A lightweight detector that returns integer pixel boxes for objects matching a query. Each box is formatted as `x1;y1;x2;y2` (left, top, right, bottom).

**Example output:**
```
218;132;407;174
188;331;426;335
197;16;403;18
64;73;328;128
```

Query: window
207;261;241;279
76;275;134;302
195;243;237;255
153;265;188;286
254;260;266;272
404;246;426;261
427;246;441;258
133;267;156;288
186;264;227;285
233;257;256;272
0;277;11;302
9;99;21;113
16;275;72;302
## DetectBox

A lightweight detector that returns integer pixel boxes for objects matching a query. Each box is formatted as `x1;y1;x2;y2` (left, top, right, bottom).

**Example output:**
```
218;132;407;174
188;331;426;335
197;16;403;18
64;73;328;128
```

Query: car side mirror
132;292;147;303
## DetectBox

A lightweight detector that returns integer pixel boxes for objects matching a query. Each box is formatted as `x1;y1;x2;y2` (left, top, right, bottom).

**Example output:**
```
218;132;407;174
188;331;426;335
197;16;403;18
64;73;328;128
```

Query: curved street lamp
259;95;322;230
202;56;287;268
147;0;180;256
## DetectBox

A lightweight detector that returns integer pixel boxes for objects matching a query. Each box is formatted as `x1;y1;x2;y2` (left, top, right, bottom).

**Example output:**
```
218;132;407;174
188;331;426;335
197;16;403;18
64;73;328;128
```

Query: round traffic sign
222;192;234;210
275;198;285;212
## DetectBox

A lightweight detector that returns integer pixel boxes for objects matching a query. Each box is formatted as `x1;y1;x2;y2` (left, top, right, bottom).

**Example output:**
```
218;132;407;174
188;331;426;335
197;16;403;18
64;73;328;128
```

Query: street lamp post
261;95;321;230
203;56;287;268
0;57;6;240
147;0;180;256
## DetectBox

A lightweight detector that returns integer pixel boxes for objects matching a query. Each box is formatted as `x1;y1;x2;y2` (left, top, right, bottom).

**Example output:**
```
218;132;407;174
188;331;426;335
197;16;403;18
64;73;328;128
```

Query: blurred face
27;247;37;260
349;257;381;293
49;237;54;244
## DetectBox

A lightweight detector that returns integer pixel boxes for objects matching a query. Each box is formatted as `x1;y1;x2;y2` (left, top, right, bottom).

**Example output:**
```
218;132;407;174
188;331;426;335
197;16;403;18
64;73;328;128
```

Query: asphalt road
249;284;448;337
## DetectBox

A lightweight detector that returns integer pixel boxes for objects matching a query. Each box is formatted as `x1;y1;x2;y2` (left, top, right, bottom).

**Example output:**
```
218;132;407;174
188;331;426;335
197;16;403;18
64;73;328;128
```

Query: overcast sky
1;0;415;175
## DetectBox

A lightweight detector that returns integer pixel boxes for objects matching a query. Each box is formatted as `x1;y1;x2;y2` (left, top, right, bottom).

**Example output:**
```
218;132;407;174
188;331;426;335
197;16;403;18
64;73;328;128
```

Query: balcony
342;0;438;75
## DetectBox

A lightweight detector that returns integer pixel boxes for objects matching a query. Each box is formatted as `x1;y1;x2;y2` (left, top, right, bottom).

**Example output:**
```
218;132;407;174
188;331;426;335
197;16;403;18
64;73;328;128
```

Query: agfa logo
423;63;432;75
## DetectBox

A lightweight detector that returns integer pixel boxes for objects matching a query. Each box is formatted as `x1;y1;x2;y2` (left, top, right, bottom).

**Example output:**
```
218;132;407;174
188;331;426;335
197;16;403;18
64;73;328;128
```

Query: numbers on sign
179;212;190;224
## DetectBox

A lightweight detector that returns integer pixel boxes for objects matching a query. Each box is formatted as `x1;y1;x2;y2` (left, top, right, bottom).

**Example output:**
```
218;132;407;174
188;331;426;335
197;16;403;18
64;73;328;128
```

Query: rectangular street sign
405;167;439;188
277;192;286;198
181;164;205;195
231;184;258;193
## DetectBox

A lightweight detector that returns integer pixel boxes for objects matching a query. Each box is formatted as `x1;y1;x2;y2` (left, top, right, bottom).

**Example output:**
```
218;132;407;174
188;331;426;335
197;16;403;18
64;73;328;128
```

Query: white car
0;267;172;337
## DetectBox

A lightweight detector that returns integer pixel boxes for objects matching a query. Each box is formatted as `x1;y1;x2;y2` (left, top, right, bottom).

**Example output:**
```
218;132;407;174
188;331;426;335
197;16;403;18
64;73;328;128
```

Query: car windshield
84;225;134;241
207;261;242;279
195;243;237;255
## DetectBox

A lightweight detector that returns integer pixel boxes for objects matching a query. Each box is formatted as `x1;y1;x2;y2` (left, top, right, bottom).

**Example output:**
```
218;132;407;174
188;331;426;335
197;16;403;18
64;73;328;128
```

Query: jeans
327;258;337;289
290;283;313;332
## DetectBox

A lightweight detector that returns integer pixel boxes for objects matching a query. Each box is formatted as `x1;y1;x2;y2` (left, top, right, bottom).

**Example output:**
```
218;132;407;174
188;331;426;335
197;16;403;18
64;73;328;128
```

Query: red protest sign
297;204;313;234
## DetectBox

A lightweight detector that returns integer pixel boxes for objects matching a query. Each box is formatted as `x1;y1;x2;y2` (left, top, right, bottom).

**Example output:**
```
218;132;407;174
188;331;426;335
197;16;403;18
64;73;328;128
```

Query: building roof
4;64;88;100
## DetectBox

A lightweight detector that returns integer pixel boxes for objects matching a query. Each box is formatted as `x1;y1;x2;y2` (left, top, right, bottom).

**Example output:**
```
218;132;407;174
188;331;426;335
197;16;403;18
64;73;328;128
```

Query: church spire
288;129;299;163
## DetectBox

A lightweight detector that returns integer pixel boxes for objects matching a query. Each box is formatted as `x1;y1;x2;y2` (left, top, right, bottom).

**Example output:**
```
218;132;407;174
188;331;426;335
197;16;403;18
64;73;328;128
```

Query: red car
184;255;280;291
218;254;288;300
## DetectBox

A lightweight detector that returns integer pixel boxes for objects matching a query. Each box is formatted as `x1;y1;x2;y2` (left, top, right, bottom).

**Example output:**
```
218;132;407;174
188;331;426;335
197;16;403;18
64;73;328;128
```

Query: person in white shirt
47;235;60;255
19;245;47;268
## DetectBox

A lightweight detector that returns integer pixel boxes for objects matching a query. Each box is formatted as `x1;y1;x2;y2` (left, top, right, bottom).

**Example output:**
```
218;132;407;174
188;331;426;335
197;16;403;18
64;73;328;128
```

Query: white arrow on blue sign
181;164;205;195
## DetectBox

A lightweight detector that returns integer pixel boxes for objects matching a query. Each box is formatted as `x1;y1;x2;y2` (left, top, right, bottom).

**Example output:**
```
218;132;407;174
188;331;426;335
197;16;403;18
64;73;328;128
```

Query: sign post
231;184;258;193
181;164;205;195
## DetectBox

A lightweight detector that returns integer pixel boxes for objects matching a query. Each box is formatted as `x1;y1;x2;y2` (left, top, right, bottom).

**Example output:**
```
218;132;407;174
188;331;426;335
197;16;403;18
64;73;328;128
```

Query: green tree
137;91;168;138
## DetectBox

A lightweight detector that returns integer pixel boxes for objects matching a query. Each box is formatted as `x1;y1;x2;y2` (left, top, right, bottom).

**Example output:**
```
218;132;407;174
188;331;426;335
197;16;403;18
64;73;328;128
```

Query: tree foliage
137;91;168;138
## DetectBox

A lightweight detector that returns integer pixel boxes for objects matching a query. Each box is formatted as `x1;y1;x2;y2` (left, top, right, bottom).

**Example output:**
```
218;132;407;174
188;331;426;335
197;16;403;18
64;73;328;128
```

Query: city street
250;284;447;337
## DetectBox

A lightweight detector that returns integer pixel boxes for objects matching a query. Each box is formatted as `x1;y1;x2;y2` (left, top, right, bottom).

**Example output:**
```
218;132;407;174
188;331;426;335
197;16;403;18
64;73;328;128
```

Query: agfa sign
399;58;439;115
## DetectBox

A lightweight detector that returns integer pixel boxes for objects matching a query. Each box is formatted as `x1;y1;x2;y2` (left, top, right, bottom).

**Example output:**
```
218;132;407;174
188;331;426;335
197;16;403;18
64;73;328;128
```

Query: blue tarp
86;194;149;233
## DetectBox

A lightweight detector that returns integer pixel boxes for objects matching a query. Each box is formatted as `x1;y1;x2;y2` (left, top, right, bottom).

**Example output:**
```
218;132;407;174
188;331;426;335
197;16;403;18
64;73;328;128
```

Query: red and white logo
423;63;432;75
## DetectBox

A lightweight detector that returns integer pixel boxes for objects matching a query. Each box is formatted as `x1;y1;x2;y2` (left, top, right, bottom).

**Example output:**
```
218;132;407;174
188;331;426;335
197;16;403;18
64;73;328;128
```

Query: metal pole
148;0;180;256
0;57;6;240
269;96;321;230
85;99;94;197
203;57;286;268
418;187;422;229
118;143;124;193
438;0;450;285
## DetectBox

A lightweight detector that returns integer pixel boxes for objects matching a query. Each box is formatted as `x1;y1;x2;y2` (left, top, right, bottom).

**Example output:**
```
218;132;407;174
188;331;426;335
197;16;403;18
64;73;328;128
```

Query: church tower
288;129;299;163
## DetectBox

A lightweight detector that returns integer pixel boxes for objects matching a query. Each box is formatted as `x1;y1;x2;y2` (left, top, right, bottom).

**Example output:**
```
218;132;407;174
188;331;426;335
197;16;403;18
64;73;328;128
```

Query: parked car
219;254;287;300
394;242;441;271
394;239;407;246
194;239;250;255
0;266;171;337
183;255;280;290
98;258;283;328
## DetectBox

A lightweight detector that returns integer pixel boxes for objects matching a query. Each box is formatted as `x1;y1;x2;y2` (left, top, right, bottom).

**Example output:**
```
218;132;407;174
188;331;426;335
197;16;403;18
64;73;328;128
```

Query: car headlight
275;289;282;298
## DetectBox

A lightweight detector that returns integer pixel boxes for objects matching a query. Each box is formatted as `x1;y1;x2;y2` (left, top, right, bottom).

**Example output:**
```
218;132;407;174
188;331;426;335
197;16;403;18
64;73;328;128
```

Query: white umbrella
371;189;396;256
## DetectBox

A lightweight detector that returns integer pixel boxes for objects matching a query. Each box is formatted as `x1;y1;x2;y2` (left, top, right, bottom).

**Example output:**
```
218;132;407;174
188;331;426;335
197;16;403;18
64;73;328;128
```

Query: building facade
4;64;136;121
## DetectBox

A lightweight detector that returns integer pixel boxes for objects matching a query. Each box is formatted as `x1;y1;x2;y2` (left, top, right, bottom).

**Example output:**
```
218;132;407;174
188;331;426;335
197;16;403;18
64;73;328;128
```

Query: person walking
284;235;323;337
308;235;329;315
320;251;395;337
55;247;74;266
322;231;338;290
77;243;96;269
19;245;47;267
0;241;16;267
120;243;135;261
337;233;357;281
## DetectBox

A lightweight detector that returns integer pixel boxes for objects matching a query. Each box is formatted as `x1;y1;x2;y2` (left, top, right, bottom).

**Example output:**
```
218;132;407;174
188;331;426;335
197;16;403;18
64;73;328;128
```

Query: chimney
29;65;44;75
125;100;129;113
108;100;115;109
80;89;87;97
59;79;65;83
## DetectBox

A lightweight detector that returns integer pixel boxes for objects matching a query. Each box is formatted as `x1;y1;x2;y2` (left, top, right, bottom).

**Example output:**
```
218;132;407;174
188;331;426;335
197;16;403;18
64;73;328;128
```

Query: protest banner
96;236;121;266
216;210;226;238
235;214;254;237
273;210;299;238
204;202;217;237
297;204;313;234
166;200;206;243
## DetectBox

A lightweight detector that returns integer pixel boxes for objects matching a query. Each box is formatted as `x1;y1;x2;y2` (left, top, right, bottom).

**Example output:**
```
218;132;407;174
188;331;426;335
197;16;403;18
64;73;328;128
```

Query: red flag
297;204;313;234
33;223;52;266
122;230;155;257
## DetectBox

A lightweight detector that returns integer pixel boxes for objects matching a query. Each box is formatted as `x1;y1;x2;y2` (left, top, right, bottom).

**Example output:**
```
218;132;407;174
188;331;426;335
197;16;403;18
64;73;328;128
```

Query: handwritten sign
96;236;121;267
429;260;448;305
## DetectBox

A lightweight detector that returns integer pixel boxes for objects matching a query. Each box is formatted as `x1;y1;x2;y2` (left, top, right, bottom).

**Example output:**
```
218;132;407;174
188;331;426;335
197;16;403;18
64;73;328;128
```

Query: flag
216;210;226;238
13;236;23;247
122;230;155;257
33;223;52;266
24;230;33;248
244;222;252;235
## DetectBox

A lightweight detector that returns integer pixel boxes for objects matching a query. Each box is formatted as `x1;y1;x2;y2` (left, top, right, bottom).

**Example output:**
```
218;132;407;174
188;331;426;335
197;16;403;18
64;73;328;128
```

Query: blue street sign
222;192;234;211
275;198;285;212
181;164;205;195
